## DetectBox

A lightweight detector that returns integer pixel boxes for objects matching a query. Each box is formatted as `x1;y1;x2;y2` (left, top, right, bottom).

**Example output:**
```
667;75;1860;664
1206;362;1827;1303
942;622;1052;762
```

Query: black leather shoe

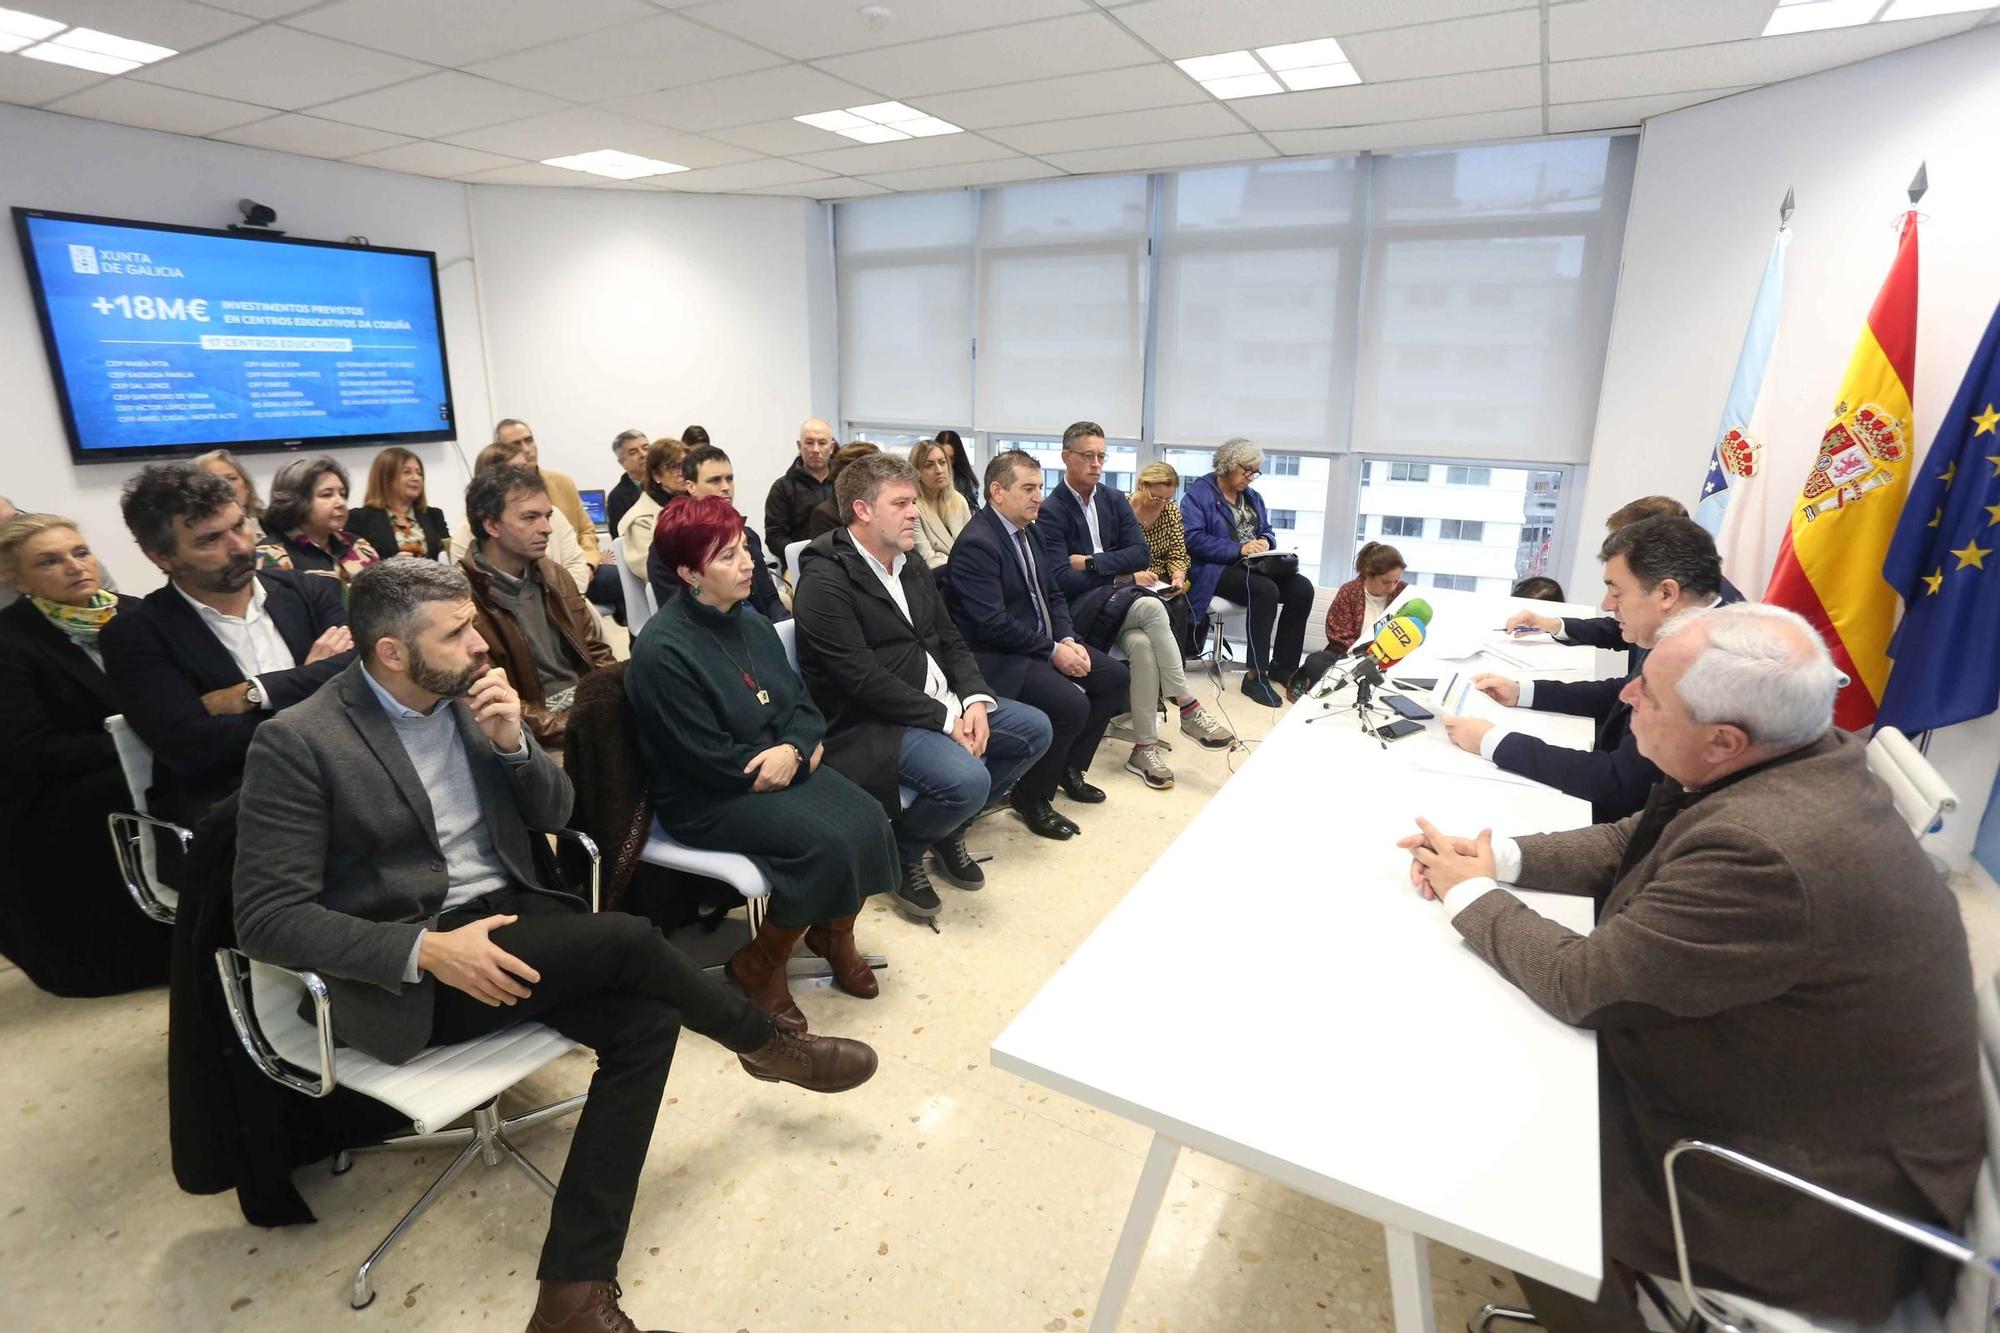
1010;795;1076;840
930;834;985;890
1059;768;1106;803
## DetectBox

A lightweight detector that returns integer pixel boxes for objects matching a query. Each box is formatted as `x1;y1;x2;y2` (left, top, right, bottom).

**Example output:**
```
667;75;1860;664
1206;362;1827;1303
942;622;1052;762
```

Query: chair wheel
331;1151;353;1175
350;1287;375;1310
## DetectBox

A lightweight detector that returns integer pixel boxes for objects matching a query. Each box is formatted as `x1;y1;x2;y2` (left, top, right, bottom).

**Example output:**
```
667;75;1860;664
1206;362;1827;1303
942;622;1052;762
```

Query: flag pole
1908;162;1928;206
1779;186;1795;229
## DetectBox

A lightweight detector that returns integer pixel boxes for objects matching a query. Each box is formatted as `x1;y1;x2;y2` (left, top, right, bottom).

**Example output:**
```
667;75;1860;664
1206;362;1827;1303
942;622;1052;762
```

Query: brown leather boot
804;914;878;998
725;923;808;1033
739;1029;878;1093
525;1279;671;1333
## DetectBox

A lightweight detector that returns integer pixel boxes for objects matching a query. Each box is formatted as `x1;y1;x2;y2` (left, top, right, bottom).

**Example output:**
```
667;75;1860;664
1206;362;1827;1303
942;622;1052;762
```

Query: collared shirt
858;544;995;732
1064;480;1104;554
992;510;1067;650
174;576;294;710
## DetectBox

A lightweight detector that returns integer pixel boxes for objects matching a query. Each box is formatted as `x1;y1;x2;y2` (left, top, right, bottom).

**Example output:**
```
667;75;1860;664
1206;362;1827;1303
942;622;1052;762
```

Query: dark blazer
605;475;642;539
233;662;574;1065
1036;479;1155;646
1456;732;1982;1324
100;569;353;827
793;529;993;816
0;595;120;807
1491;674;1657;825
1560;575;1744;658
943;505;1076;695
764;461;834;556
348;504;450;562
647;515;790;624
1179;473;1274;620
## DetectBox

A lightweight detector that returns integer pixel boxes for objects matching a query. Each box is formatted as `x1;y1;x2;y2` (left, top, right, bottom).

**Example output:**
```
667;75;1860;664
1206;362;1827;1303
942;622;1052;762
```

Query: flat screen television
13;207;456;464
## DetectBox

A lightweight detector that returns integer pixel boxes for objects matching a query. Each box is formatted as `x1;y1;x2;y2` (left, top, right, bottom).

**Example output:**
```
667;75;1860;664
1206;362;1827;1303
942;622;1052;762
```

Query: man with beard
235;559;878;1333
102;463;354;826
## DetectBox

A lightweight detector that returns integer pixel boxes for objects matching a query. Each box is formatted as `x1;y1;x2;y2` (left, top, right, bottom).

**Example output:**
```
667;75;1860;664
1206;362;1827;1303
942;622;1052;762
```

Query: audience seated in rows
193;451;266;544
1180;437;1316;707
604;428;650;540
792;453;1054;922
254;456;382;593
804;442;878;540
493;419;622;612
102;464;354;827
1403;601;1981;1329
617;437;687;582
646;445;789;623
1445;515;1739;825
447;438;593;596
0;512;171;996
347;446;450;561
628;496;898;1032
1127;462;1197;657
934;429;981;514
908;437;969;570
1509;575;1566;602
762;417;835;556
1323;541;1409;656
460;465;614;752
1038;422;1233;791
232;557;877;1333
944;450;1130;840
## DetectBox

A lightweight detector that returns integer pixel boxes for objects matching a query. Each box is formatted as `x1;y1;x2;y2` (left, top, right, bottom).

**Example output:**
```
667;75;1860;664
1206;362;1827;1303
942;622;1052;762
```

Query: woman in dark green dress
627;497;897;1034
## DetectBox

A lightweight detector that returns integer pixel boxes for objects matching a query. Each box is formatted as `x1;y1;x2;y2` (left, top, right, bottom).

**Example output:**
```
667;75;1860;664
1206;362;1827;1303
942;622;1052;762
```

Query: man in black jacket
793;454;1053;921
101;463;355;827
1442;516;1736;824
763;417;836;556
646;445;789;622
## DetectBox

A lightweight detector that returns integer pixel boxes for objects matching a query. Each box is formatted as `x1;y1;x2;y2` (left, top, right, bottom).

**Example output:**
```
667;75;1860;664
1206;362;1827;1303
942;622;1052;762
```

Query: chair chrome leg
344;1126;479;1159
1469;1305;1540;1333
502;1092;588;1135
473;1105;503;1167
497;1133;560;1199
351;1136;482;1309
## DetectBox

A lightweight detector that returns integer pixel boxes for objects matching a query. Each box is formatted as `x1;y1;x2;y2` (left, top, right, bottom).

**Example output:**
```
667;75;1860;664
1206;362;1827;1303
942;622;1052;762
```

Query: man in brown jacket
1404;602;1981;1331
459;464;615;750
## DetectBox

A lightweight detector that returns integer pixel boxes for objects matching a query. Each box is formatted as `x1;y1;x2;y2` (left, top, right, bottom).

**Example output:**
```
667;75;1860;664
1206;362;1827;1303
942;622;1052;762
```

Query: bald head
797;418;835;478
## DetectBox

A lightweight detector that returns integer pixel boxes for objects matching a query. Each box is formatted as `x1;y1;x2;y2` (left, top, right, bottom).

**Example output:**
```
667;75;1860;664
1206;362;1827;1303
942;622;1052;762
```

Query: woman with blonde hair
193;449;266;542
908;438;970;569
1129;460;1195;654
348;445;451;560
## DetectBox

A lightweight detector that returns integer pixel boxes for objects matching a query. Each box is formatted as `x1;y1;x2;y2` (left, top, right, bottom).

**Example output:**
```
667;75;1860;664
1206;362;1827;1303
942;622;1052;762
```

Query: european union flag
1879;300;2000;733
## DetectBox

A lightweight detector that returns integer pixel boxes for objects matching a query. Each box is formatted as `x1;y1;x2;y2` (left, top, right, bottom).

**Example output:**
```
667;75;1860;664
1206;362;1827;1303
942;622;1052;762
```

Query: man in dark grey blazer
1403;602;1981;1331
234;559;878;1333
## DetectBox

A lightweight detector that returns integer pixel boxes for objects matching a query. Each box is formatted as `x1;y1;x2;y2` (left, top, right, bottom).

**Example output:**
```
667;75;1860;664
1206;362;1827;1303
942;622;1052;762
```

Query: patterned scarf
32;588;117;652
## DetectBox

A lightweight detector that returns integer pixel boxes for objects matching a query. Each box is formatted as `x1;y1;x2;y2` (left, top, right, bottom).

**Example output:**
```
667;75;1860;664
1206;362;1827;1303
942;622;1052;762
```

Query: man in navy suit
1441;516;1739;824
102;463;355;827
944;450;1130;840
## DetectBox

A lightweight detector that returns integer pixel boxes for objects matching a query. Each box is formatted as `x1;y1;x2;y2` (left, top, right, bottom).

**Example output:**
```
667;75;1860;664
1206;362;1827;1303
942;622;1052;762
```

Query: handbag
1241;551;1298;583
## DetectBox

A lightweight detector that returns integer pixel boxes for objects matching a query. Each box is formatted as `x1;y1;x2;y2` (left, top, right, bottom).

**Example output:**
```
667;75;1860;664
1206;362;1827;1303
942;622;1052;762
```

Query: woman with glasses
1180;437;1315;706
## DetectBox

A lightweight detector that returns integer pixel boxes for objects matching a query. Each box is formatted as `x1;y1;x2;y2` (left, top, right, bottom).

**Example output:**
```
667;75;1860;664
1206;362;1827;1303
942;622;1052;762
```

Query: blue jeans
893;699;1052;864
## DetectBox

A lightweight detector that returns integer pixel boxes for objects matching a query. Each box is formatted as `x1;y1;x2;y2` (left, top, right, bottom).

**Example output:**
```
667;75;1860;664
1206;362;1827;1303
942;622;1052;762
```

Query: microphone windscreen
1398;597;1434;626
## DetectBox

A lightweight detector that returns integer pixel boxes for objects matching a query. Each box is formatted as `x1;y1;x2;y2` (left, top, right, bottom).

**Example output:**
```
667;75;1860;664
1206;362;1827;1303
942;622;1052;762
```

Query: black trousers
428;889;773;1281
1214;565;1315;679
1006;647;1130;799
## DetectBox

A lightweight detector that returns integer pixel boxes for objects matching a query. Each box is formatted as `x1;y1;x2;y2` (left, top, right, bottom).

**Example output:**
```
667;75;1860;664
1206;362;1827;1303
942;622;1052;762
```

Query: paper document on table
1407;745;1551;791
1435;671;1512;722
1481;635;1585;671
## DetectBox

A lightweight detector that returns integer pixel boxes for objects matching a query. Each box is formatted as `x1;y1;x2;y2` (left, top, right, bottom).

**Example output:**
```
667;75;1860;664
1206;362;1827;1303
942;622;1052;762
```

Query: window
1354;454;1571;590
999;436;1139;506
835;194;975;428
1380;515;1424;538
1432;574;1478;592
1438;519;1485;541
1388;461;1430;483
1268;453;1301;477
1271;509;1296;529
1446;465;1492;486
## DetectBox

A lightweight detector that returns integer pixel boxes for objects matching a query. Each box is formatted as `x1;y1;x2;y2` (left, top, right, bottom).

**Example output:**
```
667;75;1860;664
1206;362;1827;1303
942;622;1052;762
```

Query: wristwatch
1084;554;1098;575
243;679;265;708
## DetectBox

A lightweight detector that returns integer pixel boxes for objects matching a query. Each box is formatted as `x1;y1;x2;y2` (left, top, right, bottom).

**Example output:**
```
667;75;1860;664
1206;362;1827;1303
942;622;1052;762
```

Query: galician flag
1695;226;1789;591
1764;210;1920;731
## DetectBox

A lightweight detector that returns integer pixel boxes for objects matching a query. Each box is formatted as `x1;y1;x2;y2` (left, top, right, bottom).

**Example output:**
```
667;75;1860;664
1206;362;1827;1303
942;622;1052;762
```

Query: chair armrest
107;811;191;924
536;827;601;912
214;947;337;1099
1664;1138;1994;1333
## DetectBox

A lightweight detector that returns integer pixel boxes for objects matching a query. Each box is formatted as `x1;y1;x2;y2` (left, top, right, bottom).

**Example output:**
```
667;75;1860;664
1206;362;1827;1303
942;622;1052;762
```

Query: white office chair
1867;726;1960;838
217;828;602;1310
1201;596;1252;672
783;539;810;584
616;556;657;638
104;713;190;924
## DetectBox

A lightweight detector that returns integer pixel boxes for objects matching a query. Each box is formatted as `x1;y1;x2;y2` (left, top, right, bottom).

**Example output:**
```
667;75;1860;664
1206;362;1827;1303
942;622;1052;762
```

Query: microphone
1315;615;1427;697
1358;596;1435;650
1398;597;1434;627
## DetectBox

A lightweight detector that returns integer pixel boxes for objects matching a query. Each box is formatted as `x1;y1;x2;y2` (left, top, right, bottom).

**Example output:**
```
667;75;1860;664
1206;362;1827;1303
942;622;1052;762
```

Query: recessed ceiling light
1205;71;1284;99
1762;0;1898;34
46;27;175;63
1277;63;1361;92
1177;39;1366;100
1255;36;1350;71
1877;0;1992;16
20;42;139;74
541;149;687;180
1174;50;1262;82
0;7;64;44
4;9;176;68
795;101;962;143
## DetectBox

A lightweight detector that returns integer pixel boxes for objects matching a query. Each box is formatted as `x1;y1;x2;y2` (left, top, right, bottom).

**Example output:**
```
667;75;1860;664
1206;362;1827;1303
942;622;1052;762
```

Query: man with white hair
1401;603;1981;1331
764;417;837;556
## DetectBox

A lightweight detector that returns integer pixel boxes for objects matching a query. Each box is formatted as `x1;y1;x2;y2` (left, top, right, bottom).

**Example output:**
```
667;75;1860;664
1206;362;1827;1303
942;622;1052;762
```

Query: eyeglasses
1239;467;1262;480
1071;451;1108;463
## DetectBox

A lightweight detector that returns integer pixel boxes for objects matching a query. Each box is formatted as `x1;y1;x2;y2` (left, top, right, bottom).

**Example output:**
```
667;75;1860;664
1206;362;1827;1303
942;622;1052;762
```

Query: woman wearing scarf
0;513;171;995
254;455;381;594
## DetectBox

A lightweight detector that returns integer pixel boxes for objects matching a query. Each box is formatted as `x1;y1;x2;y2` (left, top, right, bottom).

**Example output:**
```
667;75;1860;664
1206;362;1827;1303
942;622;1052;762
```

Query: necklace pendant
755;688;771;706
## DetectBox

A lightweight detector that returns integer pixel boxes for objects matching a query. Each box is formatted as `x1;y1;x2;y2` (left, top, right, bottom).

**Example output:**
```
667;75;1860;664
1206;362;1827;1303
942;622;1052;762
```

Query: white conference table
992;590;1616;1333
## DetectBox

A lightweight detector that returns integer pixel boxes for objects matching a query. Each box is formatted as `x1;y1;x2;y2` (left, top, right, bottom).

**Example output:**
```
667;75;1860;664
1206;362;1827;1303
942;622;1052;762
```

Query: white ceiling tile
791;131;1022;175
810;13;1157;98
440;107;759;168
706;117;852;155
1341;9;1544;82
1548;13;1987;101
43;79;273;135
131;27;435;110
857;157;1061;192
746;177;887;199
286;0;660;67
197;0;319;15
25;0;257;49
917;64;1211;130
343;139;523;177
1549;1;1772;62
465;12;784;103
309;72;569;139
644;157;833;192
1546;87;1753;132
1038;132;1277;176
459;162;627;186
0;52;106;106
593;65;880;133
1110;0;1539;58
1232;65;1542;131
986;101;1243;156
1265;106;1545;155
210;113;416;159
682;0;1087;61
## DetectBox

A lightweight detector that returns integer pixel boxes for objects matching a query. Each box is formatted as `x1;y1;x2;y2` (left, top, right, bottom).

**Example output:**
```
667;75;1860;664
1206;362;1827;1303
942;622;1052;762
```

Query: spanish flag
1763;211;1919;730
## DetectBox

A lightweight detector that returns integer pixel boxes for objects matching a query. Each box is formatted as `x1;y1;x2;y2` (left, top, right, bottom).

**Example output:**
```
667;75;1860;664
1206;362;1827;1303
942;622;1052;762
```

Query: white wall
1583;25;2000;867
466;185;838;533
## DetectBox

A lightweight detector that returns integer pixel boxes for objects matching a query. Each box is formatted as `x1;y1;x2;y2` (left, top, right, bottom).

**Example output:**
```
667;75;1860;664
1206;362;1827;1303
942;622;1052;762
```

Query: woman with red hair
626;497;898;1033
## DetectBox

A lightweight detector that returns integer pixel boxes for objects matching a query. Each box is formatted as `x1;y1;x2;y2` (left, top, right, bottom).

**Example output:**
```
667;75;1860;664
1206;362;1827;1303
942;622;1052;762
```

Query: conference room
7;3;2000;1330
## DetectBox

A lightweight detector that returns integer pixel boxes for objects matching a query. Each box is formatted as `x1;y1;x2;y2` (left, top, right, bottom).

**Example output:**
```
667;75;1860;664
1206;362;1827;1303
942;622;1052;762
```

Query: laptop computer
578;488;609;532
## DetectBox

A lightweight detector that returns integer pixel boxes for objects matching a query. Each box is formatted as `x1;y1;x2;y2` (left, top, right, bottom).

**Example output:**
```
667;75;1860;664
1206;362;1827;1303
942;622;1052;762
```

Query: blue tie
1015;528;1054;640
